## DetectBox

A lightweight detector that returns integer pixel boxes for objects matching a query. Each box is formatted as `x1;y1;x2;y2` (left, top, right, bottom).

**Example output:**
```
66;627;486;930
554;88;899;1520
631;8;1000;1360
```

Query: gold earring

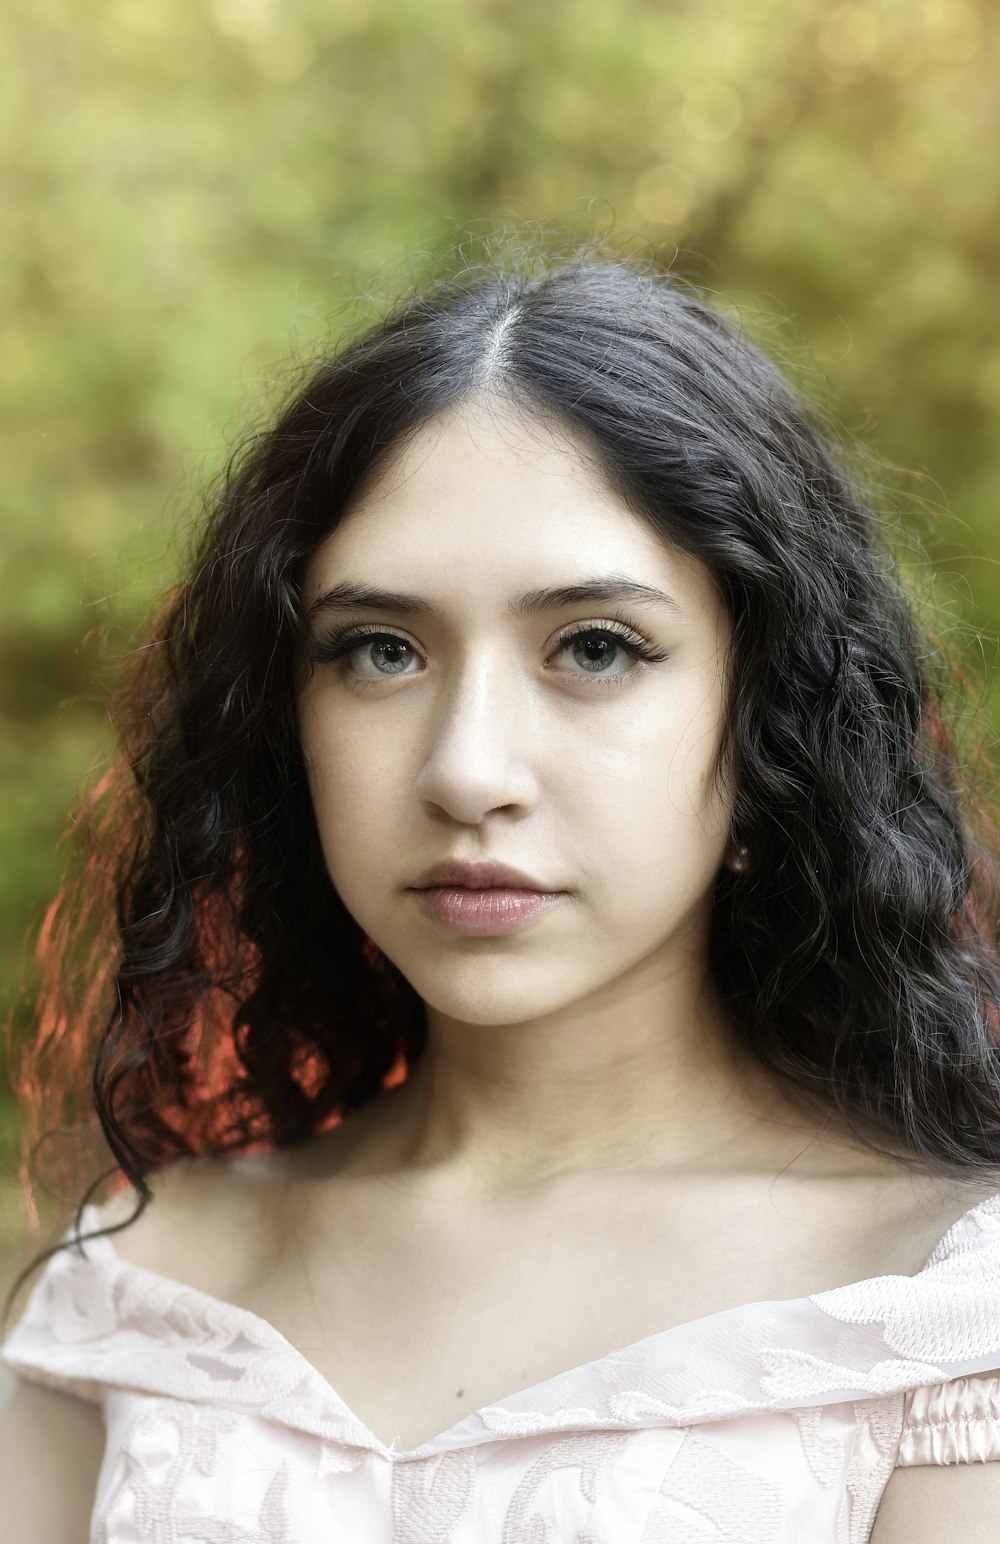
730;844;750;873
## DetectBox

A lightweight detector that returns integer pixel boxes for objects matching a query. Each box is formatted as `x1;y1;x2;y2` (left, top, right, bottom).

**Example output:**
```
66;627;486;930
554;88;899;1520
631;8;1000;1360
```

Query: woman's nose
413;656;539;823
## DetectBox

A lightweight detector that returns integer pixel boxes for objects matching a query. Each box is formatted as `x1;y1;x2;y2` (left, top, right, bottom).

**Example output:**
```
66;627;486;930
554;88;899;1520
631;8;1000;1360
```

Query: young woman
1;246;999;1542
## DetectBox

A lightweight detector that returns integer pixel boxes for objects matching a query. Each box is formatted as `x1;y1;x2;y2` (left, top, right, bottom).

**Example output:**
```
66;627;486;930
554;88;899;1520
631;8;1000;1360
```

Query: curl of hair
6;240;1000;1322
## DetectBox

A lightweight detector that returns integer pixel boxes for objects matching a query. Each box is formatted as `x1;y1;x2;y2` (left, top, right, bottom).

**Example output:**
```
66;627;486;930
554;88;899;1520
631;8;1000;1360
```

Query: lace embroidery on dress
639;1428;784;1544
497;1431;633;1544
94;1398;293;1544
843;1396;906;1544
391;1447;477;1543
790;1405;849;1489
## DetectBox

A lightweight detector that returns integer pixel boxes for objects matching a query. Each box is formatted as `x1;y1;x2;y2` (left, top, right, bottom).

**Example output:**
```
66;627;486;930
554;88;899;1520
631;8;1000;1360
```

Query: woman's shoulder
92;1147;294;1296
79;1106;392;1295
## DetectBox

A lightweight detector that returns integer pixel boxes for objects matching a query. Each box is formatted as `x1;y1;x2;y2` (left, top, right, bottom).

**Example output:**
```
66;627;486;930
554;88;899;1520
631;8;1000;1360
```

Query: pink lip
410;858;556;891
412;886;565;936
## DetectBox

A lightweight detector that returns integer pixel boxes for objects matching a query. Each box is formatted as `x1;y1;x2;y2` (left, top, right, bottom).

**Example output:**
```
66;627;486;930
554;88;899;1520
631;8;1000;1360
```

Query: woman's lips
411;886;565;935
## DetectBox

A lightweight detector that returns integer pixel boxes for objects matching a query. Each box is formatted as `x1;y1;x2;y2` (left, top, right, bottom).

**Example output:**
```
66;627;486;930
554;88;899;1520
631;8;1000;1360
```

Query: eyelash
305;614;670;693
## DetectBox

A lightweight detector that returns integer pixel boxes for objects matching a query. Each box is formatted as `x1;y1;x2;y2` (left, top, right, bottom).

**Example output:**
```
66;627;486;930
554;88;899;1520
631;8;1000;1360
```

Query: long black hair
5;239;1000;1326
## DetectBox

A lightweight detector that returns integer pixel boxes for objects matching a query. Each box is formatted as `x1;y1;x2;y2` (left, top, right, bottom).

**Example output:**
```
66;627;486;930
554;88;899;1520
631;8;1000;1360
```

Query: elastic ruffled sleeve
897;1373;1000;1466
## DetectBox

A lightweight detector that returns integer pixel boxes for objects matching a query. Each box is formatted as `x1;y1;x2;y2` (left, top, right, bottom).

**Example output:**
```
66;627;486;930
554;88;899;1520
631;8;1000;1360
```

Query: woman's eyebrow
307;576;682;621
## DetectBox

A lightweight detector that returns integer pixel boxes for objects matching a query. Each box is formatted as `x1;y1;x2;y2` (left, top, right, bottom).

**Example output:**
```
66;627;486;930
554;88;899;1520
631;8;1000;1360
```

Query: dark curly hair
5;241;1000;1325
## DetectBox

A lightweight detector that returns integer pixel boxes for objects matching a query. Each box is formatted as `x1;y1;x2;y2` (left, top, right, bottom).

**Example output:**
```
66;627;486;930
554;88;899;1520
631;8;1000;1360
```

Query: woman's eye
307;630;419;679
551;626;660;681
549;621;670;686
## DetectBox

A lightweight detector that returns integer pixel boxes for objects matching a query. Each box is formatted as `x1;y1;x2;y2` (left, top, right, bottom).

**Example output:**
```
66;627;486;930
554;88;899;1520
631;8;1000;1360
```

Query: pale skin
1;397;997;1537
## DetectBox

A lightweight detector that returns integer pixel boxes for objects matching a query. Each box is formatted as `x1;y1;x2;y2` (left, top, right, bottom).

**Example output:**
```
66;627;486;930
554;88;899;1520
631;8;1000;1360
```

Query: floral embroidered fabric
3;1193;1000;1542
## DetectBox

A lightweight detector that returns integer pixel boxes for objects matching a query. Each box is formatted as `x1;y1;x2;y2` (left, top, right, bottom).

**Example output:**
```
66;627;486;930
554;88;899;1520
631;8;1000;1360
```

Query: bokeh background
3;0;999;1268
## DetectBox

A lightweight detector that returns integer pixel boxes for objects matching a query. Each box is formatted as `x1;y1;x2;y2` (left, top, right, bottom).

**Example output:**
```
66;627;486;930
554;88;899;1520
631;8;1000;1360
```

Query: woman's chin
394;968;588;1030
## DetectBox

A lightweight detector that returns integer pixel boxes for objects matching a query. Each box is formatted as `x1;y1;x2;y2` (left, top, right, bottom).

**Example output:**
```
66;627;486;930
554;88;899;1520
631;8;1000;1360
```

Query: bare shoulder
0;1377;105;1542
901;1173;1000;1250
864;1171;1000;1281
870;1462;1000;1543
89;1107;382;1285
93;1148;292;1295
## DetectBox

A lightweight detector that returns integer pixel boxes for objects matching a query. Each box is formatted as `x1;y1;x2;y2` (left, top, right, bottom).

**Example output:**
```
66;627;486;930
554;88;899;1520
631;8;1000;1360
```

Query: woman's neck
313;988;868;1201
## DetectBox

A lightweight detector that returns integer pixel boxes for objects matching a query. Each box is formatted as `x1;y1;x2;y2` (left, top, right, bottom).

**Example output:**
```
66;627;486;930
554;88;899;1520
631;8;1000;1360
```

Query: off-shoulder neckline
48;1190;1000;1460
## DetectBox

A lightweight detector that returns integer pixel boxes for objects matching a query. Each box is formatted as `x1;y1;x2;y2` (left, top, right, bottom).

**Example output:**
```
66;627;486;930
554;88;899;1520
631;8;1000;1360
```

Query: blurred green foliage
2;0;999;1202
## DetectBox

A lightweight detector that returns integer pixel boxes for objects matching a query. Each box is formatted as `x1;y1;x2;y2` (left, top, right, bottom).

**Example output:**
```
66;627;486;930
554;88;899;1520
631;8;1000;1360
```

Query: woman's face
297;403;734;1027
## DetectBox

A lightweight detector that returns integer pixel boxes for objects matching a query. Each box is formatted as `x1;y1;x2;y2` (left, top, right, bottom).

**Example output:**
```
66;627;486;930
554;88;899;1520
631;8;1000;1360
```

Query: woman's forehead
304;406;725;622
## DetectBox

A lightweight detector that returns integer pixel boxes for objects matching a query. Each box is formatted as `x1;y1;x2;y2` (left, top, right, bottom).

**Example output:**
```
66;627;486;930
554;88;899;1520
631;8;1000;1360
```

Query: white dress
3;1193;1000;1543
